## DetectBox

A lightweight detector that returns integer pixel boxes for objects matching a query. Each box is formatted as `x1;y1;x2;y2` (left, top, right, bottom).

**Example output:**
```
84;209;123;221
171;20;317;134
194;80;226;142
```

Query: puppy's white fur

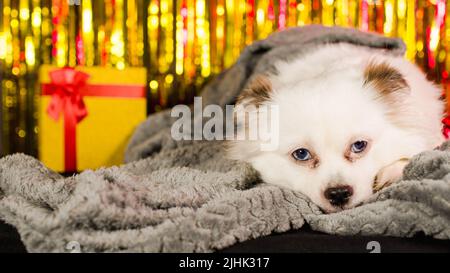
227;43;444;213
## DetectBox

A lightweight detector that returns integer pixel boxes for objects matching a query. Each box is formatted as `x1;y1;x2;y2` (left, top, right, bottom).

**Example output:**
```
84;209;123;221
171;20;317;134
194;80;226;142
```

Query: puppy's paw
373;158;409;192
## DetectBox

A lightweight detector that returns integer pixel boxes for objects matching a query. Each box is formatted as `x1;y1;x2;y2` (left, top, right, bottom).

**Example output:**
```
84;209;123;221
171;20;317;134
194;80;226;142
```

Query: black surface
0;219;448;253
219;225;450;253
0;220;27;253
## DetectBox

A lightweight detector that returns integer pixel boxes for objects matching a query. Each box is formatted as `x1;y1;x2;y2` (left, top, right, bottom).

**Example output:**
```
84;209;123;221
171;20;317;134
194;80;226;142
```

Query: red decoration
442;117;450;139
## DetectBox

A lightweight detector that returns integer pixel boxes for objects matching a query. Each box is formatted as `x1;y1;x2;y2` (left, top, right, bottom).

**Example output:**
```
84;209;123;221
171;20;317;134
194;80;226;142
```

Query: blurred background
1;0;449;158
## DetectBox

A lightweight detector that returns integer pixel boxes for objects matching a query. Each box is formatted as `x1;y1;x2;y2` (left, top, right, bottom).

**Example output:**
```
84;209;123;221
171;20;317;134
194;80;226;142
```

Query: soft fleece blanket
0;25;449;253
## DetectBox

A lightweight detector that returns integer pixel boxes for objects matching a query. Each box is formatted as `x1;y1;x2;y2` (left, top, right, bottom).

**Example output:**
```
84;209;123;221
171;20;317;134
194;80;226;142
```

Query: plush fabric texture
0;25;448;253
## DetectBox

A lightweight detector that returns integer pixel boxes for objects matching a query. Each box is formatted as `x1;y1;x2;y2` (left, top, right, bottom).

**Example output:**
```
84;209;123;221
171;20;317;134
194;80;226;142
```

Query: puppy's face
228;61;427;213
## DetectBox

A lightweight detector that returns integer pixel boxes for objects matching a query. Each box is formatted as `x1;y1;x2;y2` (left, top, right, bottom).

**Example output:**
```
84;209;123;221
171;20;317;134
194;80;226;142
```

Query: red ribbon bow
47;68;90;122
46;68;90;172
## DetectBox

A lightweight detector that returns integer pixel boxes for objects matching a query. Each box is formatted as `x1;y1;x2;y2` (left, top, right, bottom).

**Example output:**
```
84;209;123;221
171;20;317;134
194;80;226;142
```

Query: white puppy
227;43;445;213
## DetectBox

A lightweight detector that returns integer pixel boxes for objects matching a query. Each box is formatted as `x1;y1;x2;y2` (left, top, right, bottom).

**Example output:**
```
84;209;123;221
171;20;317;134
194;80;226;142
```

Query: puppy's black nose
324;186;353;206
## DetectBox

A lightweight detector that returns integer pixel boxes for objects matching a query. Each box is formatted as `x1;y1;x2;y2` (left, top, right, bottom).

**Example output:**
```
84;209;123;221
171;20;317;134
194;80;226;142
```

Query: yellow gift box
38;65;147;172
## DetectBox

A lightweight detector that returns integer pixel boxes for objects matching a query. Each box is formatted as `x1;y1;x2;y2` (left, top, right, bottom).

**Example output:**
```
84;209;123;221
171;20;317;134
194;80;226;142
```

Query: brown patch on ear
236;75;272;107
363;61;409;98
364;61;413;129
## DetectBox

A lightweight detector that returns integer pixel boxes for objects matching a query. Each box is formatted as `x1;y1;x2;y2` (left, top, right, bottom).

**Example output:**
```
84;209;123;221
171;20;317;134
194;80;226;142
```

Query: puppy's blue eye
292;148;312;161
351;140;367;153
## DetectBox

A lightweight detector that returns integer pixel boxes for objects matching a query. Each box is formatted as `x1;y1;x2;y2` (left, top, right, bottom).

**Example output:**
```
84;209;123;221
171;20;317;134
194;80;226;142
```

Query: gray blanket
0;26;449;253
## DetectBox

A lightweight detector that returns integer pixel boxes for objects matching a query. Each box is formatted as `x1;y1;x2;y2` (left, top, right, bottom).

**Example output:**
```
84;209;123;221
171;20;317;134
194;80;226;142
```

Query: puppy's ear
363;61;409;101
236;75;273;107
234;74;273;140
227;75;273;161
363;61;412;128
